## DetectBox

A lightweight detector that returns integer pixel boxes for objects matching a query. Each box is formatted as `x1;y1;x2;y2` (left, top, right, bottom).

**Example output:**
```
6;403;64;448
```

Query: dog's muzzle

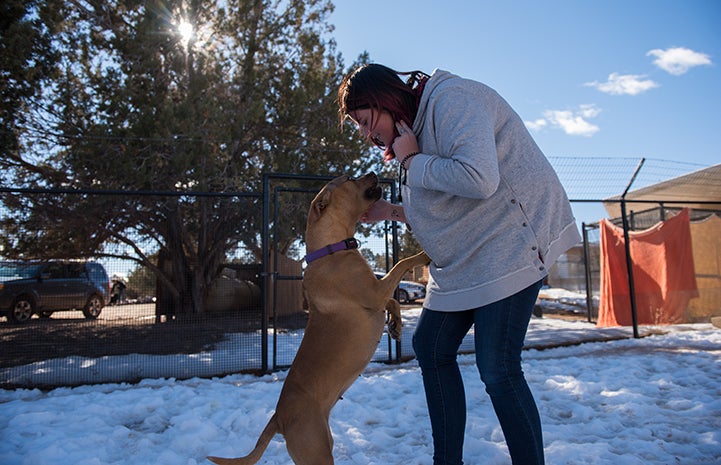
365;184;382;201
361;172;382;201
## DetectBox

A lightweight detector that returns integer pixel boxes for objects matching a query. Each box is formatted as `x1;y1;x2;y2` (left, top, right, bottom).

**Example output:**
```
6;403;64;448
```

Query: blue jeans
412;280;545;465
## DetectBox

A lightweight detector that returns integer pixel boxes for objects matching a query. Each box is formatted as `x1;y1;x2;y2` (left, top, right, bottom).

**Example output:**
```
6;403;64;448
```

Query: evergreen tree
0;0;376;316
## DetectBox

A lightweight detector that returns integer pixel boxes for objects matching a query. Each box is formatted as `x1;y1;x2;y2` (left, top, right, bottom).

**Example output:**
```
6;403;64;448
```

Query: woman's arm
360;199;407;223
407;82;503;200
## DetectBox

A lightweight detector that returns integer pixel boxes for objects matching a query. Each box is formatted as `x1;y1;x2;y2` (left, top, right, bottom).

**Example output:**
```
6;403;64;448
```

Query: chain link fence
1;157;719;389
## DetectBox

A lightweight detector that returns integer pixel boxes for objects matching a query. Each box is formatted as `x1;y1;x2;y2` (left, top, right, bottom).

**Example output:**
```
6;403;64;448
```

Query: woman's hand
360;199;407;223
392;120;420;167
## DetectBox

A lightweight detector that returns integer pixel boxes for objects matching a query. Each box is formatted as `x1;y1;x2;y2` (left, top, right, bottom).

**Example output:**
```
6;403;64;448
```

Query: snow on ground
1;300;720;464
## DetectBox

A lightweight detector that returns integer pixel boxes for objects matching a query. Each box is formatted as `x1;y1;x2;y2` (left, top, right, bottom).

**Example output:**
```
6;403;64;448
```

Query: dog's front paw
404;251;431;269
416;251;431;266
386;299;402;340
388;317;402;341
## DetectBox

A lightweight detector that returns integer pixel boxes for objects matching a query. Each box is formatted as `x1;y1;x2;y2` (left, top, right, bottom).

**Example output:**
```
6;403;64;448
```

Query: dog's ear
309;189;331;223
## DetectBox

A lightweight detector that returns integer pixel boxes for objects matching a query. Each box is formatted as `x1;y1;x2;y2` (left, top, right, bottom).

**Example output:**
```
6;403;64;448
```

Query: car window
44;263;66;279
71;263;88;279
0;262;41;280
87;264;107;281
0;263;14;278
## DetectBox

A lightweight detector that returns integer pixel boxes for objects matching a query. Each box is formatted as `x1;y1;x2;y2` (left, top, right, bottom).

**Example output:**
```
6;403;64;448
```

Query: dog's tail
208;414;279;465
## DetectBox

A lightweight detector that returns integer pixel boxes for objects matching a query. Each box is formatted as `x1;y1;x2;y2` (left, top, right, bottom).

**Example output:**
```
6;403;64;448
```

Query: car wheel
39;311;54;319
397;289;410;304
9;296;34;323
82;294;104;319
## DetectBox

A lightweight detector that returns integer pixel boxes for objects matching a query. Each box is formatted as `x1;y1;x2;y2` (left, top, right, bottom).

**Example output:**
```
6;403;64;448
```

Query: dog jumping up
208;172;430;465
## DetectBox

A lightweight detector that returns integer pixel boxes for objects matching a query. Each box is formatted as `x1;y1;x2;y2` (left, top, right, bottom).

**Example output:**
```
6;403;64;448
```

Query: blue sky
329;0;720;171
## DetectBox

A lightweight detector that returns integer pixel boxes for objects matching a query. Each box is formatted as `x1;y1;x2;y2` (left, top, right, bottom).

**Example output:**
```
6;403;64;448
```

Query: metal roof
603;163;721;219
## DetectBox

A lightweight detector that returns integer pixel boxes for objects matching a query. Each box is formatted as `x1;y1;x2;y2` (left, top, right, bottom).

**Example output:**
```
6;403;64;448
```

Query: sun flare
177;20;194;47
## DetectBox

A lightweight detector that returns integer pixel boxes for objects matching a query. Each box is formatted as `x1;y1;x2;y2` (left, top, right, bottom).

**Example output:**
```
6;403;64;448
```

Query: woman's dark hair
337;63;429;130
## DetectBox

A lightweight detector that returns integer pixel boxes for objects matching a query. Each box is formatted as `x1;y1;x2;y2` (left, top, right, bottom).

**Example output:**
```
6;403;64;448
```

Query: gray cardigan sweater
404;70;581;311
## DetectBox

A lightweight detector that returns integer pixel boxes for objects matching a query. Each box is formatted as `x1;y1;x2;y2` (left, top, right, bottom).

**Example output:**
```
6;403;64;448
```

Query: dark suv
0;261;110;323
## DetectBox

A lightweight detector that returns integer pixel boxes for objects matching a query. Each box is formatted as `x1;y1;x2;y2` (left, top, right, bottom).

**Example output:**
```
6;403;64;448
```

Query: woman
338;63;581;465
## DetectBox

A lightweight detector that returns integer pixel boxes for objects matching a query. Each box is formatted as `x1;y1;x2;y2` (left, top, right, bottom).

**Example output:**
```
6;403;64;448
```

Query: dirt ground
0;303;308;369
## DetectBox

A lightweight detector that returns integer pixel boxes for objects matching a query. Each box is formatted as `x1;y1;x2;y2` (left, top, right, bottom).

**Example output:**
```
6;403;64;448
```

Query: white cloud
526;105;600;137
524;118;547;131
530;105;600;137
577;104;602;119
585;72;660;95
647;47;712;75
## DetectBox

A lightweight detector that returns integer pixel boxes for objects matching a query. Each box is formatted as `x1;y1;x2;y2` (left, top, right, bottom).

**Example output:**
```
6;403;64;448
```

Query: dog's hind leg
285;413;334;465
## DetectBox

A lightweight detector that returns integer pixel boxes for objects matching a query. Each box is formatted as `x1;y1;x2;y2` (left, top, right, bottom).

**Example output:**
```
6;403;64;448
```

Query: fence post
620;200;640;338
621;158;645;338
261;173;271;373
581;222;595;323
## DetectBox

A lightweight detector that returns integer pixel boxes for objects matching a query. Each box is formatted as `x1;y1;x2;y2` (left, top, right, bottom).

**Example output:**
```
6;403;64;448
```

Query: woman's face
349;108;397;150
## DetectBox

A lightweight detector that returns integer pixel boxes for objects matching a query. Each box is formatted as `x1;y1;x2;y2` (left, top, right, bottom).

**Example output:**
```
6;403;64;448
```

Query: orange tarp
598;209;699;327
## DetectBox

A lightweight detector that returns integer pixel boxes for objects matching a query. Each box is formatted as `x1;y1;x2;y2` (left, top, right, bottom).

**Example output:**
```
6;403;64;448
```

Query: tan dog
208;173;430;465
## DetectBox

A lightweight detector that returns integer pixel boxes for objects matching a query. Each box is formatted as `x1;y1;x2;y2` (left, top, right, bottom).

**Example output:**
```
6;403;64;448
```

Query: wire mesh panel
0;190;265;389
581;223;602;322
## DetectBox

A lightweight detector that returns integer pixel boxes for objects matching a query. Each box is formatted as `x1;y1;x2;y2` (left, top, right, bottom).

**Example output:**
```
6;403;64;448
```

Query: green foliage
126;263;157;300
0;0;62;175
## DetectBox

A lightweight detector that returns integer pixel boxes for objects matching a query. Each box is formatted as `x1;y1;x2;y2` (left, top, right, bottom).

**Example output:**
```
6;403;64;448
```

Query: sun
177;20;194;48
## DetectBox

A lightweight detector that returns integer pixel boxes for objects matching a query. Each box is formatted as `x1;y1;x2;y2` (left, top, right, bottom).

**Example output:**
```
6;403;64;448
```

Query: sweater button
522;222;528;227
531;246;537;251
539;266;545;271
510;199;517;204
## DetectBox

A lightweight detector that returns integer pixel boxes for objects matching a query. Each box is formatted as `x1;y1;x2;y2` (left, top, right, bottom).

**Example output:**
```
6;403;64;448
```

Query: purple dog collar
304;238;359;264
